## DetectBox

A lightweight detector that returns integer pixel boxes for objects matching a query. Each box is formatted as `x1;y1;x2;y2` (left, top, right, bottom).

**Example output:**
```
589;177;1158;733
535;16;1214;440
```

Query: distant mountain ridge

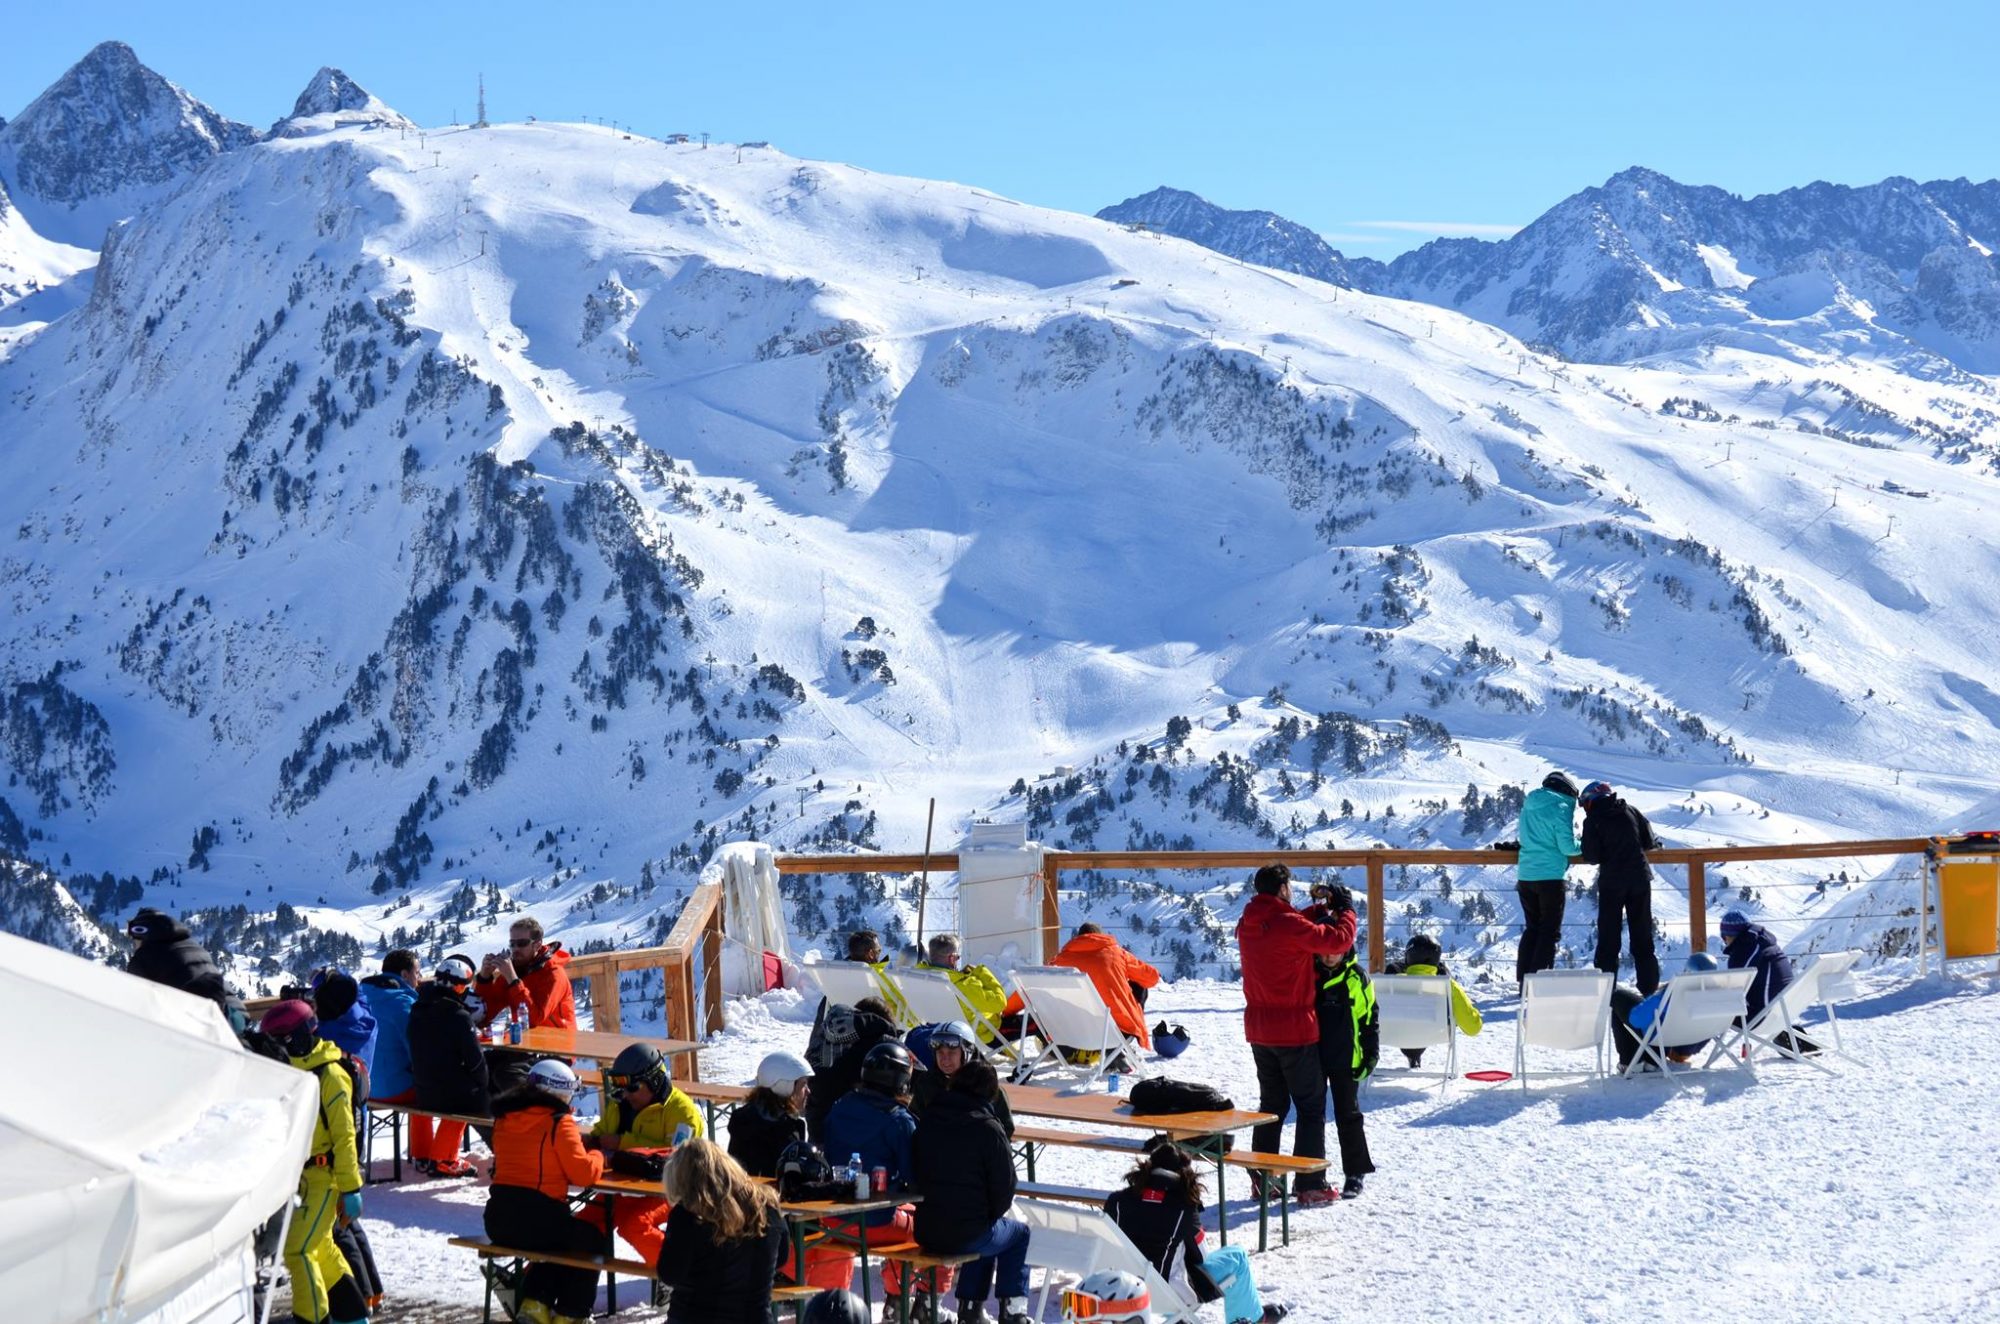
1104;168;2000;372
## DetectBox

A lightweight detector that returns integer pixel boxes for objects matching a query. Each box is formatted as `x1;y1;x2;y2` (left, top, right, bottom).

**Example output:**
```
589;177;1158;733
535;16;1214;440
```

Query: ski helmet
1684;951;1721;973
776;1140;833;1199
800;1288;871;1324
755;1050;815;1094
527;1058;581;1099
1404;932;1443;967
259;999;319;1058
858;1041;914;1097
929;1021;979;1055
607;1043;669;1099
1541;771;1581;797
1063;1268;1151;1321
1152;1021;1192;1059
435;955;476;986
1580;780;1615;805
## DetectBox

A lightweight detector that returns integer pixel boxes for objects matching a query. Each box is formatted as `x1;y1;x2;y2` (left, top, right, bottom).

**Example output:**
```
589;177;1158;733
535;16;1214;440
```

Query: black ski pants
1249;1044;1327;1191
1594;881;1660;995
484;1185;601;1318
1516;880;1568;984
1316;1021;1376;1179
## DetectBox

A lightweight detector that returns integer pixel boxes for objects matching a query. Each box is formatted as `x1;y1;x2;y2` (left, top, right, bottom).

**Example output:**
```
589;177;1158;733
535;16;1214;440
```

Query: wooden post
588;967;622;1035
916;797;937;948
1688;860;1708;953
1365;857;1386;973
1041;852;1062;962
703;902;726;1036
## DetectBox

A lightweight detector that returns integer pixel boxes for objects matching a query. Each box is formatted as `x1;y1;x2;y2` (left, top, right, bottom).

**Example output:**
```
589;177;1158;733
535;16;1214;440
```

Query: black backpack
806;1000;864;1073
1129;1077;1233;1116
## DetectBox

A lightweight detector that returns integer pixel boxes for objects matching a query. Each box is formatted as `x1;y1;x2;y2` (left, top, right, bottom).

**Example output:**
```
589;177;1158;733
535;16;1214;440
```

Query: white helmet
931;1021;979;1054
1063;1269;1150;1321
527;1059;580;1098
756;1050;816;1093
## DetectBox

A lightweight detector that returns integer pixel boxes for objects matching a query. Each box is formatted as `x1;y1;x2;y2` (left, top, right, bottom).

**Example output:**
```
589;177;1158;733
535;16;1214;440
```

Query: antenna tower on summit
475;74;489;129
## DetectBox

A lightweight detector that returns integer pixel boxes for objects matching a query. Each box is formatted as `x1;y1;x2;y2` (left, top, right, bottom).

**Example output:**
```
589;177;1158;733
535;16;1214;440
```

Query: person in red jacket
475;916;577;1031
1234;863;1356;1208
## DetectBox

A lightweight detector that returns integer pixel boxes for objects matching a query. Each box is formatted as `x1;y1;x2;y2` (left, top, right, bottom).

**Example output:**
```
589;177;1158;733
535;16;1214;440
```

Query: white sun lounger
1514;968;1614;1087
1008;965;1143;1085
1624;968;1756;1085
1372;974;1457;1093
882;965;1014;1057
806;959;904;1023
1014;1198;1200;1324
1737;950;1862;1071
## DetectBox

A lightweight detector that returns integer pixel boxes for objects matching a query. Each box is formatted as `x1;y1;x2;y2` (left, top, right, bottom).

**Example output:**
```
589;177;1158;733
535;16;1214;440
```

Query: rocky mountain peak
273;67;410;135
1097;185;1384;289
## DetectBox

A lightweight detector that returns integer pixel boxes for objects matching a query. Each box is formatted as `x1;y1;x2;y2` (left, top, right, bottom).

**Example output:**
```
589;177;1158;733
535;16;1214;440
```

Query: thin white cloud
1350;220;1523;237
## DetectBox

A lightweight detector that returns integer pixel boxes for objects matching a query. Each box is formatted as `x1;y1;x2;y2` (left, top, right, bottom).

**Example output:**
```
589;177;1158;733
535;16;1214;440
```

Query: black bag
777;1141;849;1202
806;1001;864;1072
1128;1077;1233;1115
609;1147;668;1180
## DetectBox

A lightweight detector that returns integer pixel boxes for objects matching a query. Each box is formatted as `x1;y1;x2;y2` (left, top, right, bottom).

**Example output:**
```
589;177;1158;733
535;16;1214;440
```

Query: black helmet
1541;771;1581;797
607;1043;668;1098
1404;933;1443;967
801;1289;871;1324
776;1140;833;1199
858;1041;914;1097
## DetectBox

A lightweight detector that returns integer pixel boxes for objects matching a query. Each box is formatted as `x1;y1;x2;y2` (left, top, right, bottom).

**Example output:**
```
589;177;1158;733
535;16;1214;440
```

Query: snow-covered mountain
0;173;93;317
1097;187;1385;289
1112;169;2000;374
2;50;1995;986
271;68;413;138
0;40;258;248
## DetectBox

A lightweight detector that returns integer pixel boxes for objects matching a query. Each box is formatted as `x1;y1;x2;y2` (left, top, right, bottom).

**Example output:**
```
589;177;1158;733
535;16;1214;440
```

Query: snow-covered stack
270;68;413;138
1098;186;1383;289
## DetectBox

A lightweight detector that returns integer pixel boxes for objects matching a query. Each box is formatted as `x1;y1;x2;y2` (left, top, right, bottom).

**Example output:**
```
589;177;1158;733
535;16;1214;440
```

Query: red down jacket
1235;894;1356;1047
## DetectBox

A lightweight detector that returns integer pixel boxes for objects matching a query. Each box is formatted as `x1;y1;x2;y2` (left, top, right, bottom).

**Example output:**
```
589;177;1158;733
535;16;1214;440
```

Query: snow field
351;969;2000;1322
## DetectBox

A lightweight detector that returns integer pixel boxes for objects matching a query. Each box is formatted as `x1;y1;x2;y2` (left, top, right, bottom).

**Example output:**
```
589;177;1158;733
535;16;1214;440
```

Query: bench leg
1281;1179;1291;1247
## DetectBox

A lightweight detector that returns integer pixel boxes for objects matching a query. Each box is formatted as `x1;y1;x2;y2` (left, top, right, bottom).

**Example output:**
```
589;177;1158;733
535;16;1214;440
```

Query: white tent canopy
0;931;318;1324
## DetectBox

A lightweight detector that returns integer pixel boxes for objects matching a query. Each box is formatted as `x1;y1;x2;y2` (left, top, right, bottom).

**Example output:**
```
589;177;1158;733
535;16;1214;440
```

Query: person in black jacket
728;1051;812;1178
125;908;247;1028
1580;781;1663;995
1311;944;1377;1201
657;1138;788;1324
907;1022;1015;1137
407;955;492;1169
910;1058;1030;1324
1104;1141;1214;1294
803;997;900;1147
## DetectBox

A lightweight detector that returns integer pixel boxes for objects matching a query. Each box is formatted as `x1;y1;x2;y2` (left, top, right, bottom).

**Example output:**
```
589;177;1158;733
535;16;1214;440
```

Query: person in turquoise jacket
1515;771;1581;987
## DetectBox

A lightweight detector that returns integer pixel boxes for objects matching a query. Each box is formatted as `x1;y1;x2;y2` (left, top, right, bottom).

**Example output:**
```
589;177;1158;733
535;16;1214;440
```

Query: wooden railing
777;838;1930;972
569;881;724;1080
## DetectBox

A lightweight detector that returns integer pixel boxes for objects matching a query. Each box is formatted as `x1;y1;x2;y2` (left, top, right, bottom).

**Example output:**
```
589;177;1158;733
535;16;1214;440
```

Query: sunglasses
508;938;537;949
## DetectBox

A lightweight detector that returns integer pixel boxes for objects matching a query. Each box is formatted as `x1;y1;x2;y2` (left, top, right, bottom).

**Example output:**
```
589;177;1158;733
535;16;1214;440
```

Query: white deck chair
882;965;1015;1058
1009;965;1144;1085
1623;968;1756;1085
1372;974;1457;1093
806;960;904;1024
1013;1198;1200;1324
1738;951;1861;1070
1514;969;1614;1087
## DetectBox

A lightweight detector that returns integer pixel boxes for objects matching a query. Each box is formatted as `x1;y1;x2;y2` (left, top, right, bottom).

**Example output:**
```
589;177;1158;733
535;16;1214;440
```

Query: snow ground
335;968;2000;1323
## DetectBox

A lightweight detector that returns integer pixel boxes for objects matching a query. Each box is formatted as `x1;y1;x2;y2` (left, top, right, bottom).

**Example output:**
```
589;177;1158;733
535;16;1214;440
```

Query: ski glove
339;1191;363;1223
1321;883;1354;914
1354;1050;1377;1083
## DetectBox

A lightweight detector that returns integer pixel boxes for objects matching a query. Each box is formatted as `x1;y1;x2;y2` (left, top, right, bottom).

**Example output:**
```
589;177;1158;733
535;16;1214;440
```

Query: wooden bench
448;1235;654;1322
1009;1123;1147;1180
1223;1151;1332;1250
679;1079;751;1131
362;1102;492;1184
872;1247;983;1324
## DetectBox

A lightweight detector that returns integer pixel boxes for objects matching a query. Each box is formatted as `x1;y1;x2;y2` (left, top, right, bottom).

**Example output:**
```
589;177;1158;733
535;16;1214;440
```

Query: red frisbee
1464;1069;1513;1082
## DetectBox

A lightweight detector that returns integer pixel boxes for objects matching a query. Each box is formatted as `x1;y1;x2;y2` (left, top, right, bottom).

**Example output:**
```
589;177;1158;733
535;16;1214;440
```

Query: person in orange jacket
475;916;577;1032
1001;923;1161;1048
485;1059;604;1324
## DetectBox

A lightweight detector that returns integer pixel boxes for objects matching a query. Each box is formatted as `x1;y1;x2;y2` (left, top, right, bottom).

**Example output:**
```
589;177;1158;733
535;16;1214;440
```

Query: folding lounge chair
1013;1198;1201;1324
1737;950;1861;1071
883;965;1016;1060
1371;974;1457;1093
807;959;905;1023
1514;968;1614;1087
1623;968;1756;1085
1008;965;1144;1086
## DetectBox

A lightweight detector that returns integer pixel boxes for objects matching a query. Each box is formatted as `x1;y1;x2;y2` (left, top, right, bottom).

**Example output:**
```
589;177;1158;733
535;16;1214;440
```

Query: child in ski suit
261;1000;369;1324
1384;933;1484;1067
1312;941;1378;1199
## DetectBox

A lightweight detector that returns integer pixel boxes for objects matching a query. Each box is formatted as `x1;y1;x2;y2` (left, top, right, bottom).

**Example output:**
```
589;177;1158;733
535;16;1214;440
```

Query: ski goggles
1060;1287;1149;1321
605;1071;660;1096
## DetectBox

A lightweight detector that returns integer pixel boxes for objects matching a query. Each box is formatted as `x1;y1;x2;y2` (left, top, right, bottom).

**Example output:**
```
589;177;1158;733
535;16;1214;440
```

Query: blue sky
5;1;1996;257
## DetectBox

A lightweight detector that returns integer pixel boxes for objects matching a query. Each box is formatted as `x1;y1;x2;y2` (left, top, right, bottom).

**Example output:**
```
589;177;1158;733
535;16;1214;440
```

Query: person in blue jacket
1515;771;1582;987
1611;951;1719;1070
823;1042;952;1310
311;968;380;1084
357;950;421;1102
1720;911;1819;1052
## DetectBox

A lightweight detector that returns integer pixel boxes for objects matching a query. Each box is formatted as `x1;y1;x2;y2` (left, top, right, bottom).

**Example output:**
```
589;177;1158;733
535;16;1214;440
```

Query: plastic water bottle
671;1123;692;1147
849;1153;868;1201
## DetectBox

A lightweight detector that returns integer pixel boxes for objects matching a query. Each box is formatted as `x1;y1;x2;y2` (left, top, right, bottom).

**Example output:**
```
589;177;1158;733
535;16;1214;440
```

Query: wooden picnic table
488;1026;702;1062
1000;1081;1275;1246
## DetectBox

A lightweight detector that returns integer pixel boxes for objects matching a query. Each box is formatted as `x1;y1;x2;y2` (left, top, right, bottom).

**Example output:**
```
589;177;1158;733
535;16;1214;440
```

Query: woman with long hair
1103;1141;1288;1324
656;1138;789;1324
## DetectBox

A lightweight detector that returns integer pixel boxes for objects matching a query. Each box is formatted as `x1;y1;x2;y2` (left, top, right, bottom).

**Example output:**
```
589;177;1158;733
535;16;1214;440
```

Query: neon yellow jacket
292;1037;363;1193
1401;963;1485;1036
589;1087;705;1147
922;961;1007;1023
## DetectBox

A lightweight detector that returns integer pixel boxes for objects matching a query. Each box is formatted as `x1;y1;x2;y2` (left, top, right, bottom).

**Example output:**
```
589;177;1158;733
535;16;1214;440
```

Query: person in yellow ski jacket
579;1043;704;1263
1386;934;1484;1067
920;933;1008;1026
261;1000;368;1324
